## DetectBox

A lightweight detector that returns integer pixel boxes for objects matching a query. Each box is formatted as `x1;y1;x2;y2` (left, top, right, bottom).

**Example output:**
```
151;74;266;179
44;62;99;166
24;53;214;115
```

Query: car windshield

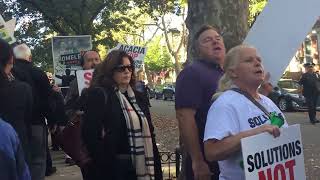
278;80;301;93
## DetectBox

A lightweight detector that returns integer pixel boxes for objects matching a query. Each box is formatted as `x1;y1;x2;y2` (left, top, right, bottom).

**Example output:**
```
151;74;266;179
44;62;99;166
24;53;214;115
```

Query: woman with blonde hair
81;50;162;180
204;44;288;180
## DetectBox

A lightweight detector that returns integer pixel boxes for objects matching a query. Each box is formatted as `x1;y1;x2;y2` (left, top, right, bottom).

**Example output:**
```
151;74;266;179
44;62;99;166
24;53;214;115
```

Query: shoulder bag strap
231;88;271;119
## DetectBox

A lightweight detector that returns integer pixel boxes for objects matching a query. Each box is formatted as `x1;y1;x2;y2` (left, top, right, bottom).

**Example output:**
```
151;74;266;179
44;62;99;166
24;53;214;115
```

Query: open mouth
255;70;263;74
213;47;222;51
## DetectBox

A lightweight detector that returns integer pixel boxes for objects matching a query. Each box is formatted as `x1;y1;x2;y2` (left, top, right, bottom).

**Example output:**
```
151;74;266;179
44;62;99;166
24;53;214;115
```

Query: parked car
148;89;155;99
163;88;174;100
153;84;175;100
155;89;164;99
269;79;307;111
162;84;175;100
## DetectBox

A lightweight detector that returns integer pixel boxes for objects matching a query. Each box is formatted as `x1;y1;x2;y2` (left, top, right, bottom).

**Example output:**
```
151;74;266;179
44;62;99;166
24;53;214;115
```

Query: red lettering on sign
258;159;296;180
127;52;139;59
84;72;92;86
274;164;286;180
285;159;296;180
258;168;272;180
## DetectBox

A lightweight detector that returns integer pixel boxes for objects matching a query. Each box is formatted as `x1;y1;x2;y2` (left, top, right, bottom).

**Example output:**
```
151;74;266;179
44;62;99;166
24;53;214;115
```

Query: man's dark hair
0;38;13;87
194;25;219;42
192;25;220;57
65;69;71;75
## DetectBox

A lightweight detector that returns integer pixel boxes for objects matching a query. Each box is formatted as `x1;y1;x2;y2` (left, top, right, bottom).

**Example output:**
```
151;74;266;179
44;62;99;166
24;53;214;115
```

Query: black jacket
82;87;162;180
13;59;54;125
299;72;320;97
0;80;33;165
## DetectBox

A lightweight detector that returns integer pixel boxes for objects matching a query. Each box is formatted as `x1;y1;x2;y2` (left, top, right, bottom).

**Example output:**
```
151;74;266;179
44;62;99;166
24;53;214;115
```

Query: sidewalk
46;111;320;180
45;150;81;180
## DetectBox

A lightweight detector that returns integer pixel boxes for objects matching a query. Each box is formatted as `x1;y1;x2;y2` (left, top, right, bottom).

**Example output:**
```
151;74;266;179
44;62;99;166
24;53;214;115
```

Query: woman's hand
256;124;281;137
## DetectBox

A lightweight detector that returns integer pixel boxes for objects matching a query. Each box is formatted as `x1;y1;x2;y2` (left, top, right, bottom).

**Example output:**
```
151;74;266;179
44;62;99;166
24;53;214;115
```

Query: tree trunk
144;66;154;87
186;0;249;61
173;53;181;75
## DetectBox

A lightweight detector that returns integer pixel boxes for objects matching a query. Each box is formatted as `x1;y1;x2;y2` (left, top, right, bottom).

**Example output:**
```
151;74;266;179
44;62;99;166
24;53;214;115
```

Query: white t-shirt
204;90;288;180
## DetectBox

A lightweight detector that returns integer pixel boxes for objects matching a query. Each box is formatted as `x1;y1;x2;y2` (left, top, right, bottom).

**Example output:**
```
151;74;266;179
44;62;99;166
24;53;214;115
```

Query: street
47;99;320;180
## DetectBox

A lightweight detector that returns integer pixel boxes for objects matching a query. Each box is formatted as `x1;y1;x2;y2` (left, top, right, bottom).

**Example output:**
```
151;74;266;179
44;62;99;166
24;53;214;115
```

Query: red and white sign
76;69;94;95
241;124;305;180
108;43;147;70
116;43;147;61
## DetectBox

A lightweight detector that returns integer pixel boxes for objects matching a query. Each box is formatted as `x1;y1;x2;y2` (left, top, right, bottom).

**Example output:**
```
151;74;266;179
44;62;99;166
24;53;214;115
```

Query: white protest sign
0;14;16;44
76;69;94;95
110;43;147;70
244;0;320;85
241;124;305;180
6;18;16;37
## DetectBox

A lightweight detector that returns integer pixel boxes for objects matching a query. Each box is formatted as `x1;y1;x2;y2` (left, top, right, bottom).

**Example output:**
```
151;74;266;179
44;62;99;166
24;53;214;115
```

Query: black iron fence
159;148;182;180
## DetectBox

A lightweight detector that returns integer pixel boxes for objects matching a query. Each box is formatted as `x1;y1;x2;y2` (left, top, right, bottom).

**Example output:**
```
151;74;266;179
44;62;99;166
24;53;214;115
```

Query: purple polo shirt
175;60;223;140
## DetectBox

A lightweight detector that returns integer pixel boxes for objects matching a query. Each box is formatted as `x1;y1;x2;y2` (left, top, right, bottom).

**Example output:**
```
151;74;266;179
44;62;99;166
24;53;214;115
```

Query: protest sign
244;0;320;85
52;35;92;85
0;14;16;44
76;69;94;95
5;18;16;37
110;43;147;71
241;124;305;180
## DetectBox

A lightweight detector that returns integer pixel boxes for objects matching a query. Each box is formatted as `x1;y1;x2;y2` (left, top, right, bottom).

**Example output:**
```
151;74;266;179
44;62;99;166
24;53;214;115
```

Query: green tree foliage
144;36;173;73
248;0;267;26
0;0;176;71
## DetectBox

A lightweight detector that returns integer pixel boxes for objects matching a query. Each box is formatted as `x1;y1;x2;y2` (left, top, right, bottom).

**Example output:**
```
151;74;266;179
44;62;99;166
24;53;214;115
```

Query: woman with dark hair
82;50;162;180
0;38;31;180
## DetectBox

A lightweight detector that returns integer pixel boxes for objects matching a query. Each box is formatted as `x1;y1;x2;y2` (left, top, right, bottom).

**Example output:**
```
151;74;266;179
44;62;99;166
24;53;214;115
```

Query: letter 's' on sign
244;0;320;84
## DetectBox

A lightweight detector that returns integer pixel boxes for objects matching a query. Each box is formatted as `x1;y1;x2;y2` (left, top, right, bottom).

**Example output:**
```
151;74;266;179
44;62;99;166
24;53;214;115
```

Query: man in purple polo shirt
176;25;225;180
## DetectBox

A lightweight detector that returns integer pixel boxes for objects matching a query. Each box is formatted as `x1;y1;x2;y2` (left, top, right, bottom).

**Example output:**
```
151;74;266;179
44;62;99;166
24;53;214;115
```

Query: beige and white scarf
115;86;155;180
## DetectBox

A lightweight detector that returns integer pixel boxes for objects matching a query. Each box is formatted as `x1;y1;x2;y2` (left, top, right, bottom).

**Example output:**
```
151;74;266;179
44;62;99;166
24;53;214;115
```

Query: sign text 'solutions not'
241;124;306;180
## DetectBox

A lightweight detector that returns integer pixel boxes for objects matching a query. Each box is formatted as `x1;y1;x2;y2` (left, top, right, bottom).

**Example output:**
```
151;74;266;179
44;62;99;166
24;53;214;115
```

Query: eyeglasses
114;64;133;72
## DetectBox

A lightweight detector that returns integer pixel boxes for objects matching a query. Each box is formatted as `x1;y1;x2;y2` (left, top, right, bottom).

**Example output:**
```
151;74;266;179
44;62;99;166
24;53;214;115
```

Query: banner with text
52;35;92;85
76;69;94;95
241;124;305;180
110;43;147;71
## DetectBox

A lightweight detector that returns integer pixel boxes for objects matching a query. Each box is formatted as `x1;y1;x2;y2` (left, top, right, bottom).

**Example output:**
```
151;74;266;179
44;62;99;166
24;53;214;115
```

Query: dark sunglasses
114;64;133;72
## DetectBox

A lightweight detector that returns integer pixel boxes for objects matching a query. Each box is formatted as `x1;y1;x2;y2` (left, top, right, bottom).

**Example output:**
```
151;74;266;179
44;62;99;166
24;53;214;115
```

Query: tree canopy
144;36;173;74
249;0;267;26
0;0;178;70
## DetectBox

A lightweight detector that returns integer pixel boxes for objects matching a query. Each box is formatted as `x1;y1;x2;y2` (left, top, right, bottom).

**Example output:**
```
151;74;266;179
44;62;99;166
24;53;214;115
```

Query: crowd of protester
0;24;318;180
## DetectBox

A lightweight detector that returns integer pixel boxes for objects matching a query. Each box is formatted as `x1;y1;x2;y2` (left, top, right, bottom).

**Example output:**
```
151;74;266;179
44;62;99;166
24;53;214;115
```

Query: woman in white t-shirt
203;45;288;180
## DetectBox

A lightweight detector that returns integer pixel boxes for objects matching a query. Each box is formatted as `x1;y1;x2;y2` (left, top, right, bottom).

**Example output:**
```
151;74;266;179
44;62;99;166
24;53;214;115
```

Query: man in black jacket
299;62;320;124
12;43;56;180
65;50;101;116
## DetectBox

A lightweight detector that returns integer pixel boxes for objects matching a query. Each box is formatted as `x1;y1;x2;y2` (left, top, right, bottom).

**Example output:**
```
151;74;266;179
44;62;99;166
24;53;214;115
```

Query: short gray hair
13;43;32;61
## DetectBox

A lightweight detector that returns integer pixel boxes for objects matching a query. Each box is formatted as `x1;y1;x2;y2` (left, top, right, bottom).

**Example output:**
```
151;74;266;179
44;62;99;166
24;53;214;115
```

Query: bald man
65;50;101;104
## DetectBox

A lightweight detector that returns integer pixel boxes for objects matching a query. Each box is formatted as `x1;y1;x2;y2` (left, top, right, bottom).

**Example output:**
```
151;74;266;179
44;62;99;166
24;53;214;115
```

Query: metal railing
159;148;182;180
